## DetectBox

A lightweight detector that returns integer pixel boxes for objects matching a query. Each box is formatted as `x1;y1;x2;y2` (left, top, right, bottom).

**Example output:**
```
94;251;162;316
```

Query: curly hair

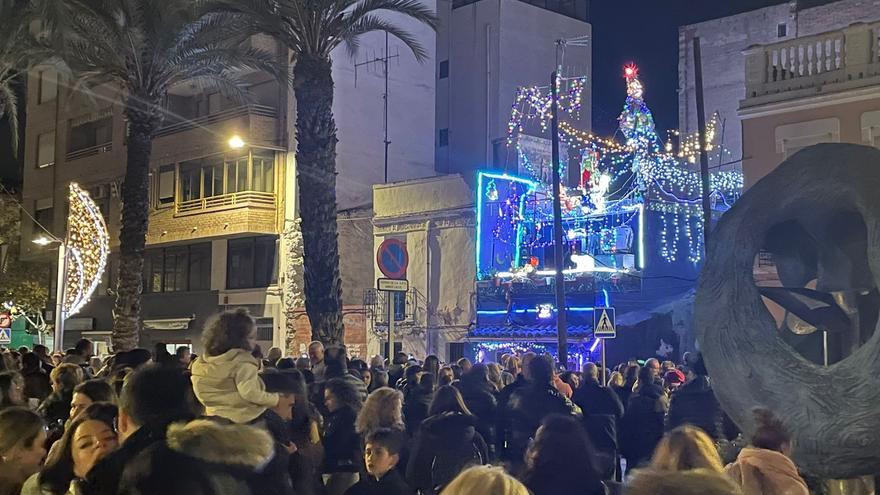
201;308;256;356
50;363;84;392
355;387;403;435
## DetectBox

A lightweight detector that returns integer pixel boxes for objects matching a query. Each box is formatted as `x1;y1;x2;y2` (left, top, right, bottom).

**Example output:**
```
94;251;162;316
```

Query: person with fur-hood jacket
406;386;489;494
191;310;280;424
117;418;289;495
725;408;808;495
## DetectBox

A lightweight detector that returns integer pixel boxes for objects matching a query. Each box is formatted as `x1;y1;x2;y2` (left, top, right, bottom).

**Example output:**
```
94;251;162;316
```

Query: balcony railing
66;142;112;161
175;190;275;215
155;104;277;137
743;22;880;107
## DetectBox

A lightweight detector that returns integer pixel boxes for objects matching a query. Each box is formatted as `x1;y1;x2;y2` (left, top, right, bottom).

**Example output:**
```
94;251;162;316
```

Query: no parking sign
377;239;408;279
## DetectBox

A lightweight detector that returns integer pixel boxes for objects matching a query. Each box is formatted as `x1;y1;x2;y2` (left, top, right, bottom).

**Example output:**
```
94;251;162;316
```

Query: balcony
176;190;275;215
742;22;880;110
66;142;112;161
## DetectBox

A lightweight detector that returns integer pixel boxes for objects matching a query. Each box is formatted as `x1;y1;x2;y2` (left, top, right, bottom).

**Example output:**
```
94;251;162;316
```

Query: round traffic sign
377;239;408;279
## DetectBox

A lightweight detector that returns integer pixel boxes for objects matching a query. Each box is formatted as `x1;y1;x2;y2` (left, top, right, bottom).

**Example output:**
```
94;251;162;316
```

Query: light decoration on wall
536;304;554;319
64;183;110;317
499;63;743;267
507;75;588;146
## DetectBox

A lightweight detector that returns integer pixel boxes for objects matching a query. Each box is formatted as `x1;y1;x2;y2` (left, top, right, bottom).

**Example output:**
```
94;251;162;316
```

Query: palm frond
340;13;430;61
0;81;19;156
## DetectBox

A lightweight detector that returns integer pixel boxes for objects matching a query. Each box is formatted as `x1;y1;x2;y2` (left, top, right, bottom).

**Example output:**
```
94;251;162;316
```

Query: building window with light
176;150;276;206
226;236;277;289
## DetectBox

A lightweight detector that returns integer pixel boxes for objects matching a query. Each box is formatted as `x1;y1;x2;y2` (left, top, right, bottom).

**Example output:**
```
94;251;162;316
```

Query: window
255;317;273;341
777;23;787;38
157;166;175;205
143;243;212;293
37;69;57;104
393;291;406;321
226;236;277;289
252;153;274;193
36;131;55;168
34;199;53;234
439;128;449;147
226;156;249;193
176;151;276;202
439;60;449;79
69;117;112;153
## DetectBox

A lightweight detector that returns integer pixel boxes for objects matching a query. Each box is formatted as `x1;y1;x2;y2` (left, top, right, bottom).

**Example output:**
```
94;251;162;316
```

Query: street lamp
32;235;65;350
32;236;54;247
228;135;245;149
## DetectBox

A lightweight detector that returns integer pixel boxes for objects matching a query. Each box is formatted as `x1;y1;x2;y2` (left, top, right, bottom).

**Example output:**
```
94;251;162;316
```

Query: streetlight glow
228;135;245;149
32;236;54;246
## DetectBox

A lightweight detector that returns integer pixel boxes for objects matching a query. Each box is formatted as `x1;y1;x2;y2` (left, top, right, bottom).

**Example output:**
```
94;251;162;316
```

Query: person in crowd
499;355;516;385
485;363;505;393
725;408;808;495
81;366;200;495
504;354;580;469
323;377;365;495
437;367;455;387
663;368;686;394
559;370;580;392
667;352;737;441
22;403;118;495
369;355;385;371
397;364;422;396
0;372;24;410
521;414;607;495
361;368;373;390
661;360;676;373
615;364;639;408
440;465;530;495
627;468;742;495
344;428;413;495
571;362;624;479
407;385;488;494
309;341;327;382
0;408;46;495
455;363;497;454
153;343;176;368
649;425;724;472
283;369;324;495
175;347;191;368
402;373;434;436
65;339;94;369
456;358;472;375
33;345;55;374
69;380;117;422
495;352;534;462
265;347;284;369
257;373;298;495
620;364;669;469
21;353;51;403
117;418;277;495
450;364;463;381
323;346;368;403
645;358;661;379
422;355;440;386
88;358;103;378
39;363;84;440
608;371;624;388
369;370;389;393
355;387;404;438
191;309;280;424
388;352;409;389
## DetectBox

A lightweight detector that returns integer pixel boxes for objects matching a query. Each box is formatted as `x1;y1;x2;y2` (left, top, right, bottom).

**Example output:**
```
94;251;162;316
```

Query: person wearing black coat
323;378;365;495
571;363;624;479
453;364;497;453
504;355;581;472
402;377;433;437
345;429;414;495
666;356;737;441
619;367;668;469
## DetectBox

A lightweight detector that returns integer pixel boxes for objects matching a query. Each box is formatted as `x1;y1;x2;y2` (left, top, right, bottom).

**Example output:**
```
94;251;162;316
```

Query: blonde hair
50;363;84;391
440;465;530;495
608;371;624;388
626;468;741;495
649;425;724;472
355;387;403;435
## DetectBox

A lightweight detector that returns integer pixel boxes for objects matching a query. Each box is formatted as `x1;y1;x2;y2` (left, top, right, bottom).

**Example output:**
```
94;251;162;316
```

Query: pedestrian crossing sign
0;328;10;345
594;307;616;338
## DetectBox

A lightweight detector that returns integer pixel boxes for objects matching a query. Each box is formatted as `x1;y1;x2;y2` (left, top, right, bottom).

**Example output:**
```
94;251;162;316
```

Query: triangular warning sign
595;309;615;337
0;328;10;344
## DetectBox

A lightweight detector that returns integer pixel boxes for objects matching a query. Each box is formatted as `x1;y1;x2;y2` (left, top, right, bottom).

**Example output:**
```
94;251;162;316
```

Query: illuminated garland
64;183;110;317
507;75;588;145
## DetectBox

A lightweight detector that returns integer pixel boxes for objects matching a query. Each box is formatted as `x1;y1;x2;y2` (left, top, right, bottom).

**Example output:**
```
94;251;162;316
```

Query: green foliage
0;195;49;324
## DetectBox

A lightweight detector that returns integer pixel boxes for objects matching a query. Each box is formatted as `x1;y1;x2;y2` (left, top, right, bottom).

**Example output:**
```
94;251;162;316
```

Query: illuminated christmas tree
618;64;663;191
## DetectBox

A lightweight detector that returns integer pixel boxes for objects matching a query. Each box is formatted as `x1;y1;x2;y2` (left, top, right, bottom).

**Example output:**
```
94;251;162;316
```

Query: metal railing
175;190;275;215
155;104;277;137
66;142;112;161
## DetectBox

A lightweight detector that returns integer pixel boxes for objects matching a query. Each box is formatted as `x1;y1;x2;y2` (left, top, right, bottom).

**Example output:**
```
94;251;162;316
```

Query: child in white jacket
191;309;280;424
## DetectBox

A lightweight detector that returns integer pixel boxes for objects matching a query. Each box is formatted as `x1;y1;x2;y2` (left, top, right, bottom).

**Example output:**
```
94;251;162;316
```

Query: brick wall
288;306;368;359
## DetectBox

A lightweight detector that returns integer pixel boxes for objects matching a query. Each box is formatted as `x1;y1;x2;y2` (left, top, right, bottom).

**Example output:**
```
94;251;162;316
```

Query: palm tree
0;0;35;155
227;0;437;345
45;0;280;350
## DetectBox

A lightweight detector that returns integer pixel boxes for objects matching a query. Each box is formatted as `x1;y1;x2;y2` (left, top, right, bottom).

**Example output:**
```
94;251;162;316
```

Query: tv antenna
355;32;400;183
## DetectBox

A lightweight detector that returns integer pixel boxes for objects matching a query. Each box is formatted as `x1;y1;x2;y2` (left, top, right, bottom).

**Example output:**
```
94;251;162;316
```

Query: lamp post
33;236;66;351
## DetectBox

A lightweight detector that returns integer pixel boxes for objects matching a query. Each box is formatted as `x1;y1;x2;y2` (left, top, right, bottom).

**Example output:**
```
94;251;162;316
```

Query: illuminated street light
228;135;245;149
32;236;55;246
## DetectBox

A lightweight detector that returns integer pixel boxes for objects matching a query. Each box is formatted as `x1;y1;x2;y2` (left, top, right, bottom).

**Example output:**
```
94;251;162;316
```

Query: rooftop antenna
355;32;400;183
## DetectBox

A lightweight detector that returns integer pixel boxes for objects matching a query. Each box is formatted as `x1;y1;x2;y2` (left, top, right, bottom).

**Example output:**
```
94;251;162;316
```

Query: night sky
589;0;830;136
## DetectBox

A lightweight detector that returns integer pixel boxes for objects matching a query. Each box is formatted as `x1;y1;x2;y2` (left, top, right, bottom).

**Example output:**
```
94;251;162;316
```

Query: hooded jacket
725;447;809;495
406;412;488;494
191;349;279;424
118;419;288;495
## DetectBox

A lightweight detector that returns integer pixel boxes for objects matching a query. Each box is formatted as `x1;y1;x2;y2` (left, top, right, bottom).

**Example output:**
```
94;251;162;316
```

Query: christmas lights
64;183;110;317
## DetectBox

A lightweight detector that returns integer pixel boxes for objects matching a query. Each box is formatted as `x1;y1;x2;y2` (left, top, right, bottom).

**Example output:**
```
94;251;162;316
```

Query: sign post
594;307;616;386
377;276;408;360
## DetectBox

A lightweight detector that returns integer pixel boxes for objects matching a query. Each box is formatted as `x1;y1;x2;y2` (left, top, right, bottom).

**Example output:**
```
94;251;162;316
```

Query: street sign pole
387;292;394;360
601;338;607;386
53;243;67;352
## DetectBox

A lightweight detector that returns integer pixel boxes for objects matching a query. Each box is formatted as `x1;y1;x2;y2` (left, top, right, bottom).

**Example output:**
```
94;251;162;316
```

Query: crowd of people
0;308;812;495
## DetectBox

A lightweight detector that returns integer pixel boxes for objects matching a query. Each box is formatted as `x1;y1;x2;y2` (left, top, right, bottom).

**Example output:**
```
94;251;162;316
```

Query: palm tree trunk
294;53;344;345
112;100;160;352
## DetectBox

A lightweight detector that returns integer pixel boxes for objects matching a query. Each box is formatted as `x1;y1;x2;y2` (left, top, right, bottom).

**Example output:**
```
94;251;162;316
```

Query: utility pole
550;70;568;369
692;37;712;246
354;32;398;183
